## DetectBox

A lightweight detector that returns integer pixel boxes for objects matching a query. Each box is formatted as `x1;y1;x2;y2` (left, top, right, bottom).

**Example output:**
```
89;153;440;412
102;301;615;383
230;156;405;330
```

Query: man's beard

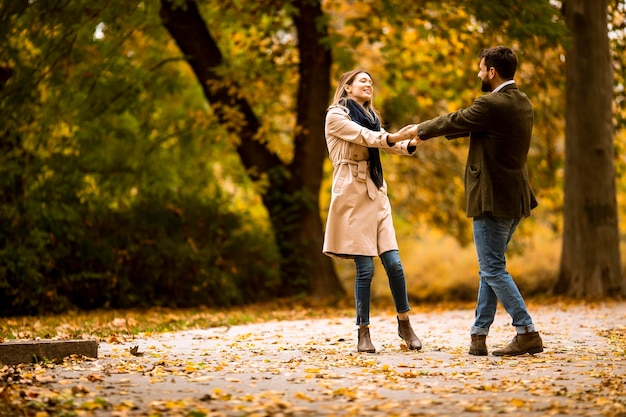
481;78;492;92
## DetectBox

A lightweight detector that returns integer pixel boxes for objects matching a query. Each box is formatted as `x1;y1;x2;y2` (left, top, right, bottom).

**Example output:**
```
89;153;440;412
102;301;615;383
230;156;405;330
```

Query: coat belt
335;159;377;200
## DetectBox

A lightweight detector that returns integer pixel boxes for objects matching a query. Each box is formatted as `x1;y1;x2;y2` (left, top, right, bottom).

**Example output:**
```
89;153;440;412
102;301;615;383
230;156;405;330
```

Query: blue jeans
354;250;410;326
471;213;535;336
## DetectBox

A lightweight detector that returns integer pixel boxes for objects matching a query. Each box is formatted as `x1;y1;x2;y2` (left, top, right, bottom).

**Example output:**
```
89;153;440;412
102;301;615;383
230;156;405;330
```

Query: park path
8;301;626;416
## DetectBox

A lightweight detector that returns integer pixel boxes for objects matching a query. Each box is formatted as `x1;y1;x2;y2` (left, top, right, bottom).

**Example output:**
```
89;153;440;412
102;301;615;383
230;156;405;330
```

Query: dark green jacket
417;83;538;218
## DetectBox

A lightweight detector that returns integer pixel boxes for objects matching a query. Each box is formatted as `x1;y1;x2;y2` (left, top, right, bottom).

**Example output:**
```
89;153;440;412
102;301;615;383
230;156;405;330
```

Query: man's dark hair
479;46;517;80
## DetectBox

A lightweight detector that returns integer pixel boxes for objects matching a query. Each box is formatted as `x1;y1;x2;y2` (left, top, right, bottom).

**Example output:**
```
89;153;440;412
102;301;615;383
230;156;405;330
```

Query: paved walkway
6;301;626;416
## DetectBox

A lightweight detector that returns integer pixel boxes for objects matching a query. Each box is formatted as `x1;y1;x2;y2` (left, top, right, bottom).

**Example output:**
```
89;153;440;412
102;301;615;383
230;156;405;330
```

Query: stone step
0;340;98;365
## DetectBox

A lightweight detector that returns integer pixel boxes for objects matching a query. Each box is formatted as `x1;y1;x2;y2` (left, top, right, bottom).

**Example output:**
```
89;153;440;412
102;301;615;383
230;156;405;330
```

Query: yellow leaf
595;397;614;406
294;391;313;402
509;398;525;408
113;400;136;410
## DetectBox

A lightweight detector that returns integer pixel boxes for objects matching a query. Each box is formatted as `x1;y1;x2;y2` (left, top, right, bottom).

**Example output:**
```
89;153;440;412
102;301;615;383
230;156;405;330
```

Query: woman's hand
387;124;418;145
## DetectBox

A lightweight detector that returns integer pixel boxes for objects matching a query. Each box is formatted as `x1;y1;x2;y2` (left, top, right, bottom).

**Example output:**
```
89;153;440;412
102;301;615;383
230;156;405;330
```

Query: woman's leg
354;256;375;326
354;256;376;352
379;250;410;315
380;250;421;350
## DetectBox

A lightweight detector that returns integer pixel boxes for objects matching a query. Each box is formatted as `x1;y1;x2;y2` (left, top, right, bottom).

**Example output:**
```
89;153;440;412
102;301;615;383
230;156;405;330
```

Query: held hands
387;124;421;146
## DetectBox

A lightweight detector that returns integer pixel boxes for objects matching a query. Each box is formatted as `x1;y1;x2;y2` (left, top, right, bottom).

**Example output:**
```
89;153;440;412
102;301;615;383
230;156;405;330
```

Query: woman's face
345;72;373;105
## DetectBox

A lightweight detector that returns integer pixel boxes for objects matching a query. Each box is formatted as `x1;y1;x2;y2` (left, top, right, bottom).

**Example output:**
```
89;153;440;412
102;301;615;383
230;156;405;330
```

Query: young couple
322;46;544;357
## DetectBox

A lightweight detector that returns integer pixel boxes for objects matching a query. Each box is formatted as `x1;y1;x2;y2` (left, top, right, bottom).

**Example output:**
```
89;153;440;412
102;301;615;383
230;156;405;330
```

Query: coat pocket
333;176;345;194
465;164;481;200
332;165;351;194
468;164;481;177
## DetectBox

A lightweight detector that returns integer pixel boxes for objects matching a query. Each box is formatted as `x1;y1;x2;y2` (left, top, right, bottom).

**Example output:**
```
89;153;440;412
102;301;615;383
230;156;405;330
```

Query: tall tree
555;0;626;297
159;0;343;298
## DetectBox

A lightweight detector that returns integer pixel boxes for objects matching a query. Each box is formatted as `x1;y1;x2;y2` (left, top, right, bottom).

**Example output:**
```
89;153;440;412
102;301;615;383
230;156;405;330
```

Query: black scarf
344;99;384;189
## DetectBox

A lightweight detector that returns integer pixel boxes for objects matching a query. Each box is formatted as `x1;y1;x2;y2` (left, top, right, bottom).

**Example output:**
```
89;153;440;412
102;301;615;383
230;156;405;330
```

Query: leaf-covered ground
1;300;625;416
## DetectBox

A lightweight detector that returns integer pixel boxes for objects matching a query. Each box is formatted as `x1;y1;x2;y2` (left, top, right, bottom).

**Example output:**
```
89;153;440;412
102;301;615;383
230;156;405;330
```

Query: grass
0;295;484;341
0;298;357;341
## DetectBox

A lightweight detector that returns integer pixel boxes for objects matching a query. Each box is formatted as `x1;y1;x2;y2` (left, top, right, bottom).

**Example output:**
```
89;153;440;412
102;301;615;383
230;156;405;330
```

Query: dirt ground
4;301;626;416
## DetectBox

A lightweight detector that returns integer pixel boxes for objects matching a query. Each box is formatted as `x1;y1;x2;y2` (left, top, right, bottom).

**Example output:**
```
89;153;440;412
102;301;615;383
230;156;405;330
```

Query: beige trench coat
323;105;416;259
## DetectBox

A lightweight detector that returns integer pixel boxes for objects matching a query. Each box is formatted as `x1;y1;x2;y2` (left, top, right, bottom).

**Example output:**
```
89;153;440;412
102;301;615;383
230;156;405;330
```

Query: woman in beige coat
323;69;422;353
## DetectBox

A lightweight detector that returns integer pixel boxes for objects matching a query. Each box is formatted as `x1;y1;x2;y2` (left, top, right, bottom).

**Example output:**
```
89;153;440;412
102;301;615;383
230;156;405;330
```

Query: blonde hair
330;69;382;123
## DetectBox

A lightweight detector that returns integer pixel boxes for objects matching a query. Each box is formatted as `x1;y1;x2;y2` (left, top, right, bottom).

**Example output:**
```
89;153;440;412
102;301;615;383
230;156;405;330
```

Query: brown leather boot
397;317;422;351
492;331;543;356
469;334;488;356
357;326;376;353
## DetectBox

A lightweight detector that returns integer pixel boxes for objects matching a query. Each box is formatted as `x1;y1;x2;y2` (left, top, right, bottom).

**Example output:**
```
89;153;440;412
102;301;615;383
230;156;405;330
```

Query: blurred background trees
0;0;624;316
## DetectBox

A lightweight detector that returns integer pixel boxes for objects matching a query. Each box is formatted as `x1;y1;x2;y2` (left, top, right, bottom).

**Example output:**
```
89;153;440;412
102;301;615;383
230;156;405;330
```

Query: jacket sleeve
383;139;416;155
417;95;490;141
325;107;415;155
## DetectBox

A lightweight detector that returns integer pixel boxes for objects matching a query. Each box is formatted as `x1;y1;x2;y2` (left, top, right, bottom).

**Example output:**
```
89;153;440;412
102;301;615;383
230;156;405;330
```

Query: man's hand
408;138;422;147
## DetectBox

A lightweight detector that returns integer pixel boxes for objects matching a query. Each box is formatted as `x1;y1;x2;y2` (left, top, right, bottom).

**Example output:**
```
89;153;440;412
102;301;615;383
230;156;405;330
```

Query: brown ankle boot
492;331;543;356
357;326;376;353
397;317;422;351
469;334;488;356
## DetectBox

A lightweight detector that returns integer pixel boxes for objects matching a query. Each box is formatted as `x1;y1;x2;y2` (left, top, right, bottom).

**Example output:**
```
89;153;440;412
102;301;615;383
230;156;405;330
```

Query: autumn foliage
1;1;625;316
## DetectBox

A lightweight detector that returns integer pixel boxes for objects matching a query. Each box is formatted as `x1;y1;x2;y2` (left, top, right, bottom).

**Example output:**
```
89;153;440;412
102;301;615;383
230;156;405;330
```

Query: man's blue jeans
471;213;535;336
354;250;410;326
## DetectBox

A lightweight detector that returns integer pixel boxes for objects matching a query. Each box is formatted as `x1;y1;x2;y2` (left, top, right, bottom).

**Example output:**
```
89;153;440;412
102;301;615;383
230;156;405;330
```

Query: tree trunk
555;0;625;298
159;0;343;299
289;0;342;298
0;66;26;225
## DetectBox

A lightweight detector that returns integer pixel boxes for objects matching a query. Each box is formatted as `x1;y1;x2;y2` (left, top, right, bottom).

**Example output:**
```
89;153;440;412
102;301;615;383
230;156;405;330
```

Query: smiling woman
344;72;374;105
322;69;422;353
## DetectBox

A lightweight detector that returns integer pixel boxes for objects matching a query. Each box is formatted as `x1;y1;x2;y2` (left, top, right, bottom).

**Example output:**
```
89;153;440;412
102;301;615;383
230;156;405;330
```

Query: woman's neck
348;96;366;106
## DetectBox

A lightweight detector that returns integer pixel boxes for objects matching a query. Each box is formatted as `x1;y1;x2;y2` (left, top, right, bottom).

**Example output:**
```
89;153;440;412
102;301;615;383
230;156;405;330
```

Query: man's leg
471;214;542;355
473;214;534;328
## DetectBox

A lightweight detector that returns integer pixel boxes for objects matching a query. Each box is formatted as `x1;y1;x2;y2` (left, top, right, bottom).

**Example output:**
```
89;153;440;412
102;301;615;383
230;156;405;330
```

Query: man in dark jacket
413;46;543;356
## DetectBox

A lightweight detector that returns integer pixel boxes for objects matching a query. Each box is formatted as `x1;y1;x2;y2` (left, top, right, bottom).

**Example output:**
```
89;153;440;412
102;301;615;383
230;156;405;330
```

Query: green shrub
0;193;280;316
